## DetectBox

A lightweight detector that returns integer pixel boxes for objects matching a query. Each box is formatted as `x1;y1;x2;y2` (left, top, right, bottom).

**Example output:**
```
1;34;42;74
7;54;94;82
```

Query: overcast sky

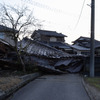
0;0;100;44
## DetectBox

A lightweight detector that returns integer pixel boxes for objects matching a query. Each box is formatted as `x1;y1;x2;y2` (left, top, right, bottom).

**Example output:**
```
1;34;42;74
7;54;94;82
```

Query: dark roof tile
72;36;100;48
19;38;72;58
32;29;67;37
45;42;72;49
0;25;18;33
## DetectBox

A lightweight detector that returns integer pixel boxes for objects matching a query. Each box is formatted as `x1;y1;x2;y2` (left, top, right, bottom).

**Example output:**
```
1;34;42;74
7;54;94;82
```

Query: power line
24;0;74;16
26;0;63;13
74;0;86;29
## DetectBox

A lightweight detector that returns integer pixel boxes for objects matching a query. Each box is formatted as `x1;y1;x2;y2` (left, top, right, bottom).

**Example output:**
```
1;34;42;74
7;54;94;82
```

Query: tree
0;4;39;72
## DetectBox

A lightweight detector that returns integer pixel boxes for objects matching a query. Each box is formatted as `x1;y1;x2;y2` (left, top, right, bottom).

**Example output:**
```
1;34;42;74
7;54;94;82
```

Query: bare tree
0;4;38;72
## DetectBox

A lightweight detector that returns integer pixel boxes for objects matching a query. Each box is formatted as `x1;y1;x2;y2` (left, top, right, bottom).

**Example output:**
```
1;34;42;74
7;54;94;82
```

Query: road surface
10;74;90;100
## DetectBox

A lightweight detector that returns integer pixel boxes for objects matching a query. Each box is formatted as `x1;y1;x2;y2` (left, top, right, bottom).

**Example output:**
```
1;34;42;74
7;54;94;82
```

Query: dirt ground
0;70;22;92
0;77;21;91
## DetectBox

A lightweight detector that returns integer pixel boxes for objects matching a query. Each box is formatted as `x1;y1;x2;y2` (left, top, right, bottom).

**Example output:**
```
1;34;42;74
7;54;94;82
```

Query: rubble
19;38;84;73
0;40;24;71
20;38;72;58
0;37;84;74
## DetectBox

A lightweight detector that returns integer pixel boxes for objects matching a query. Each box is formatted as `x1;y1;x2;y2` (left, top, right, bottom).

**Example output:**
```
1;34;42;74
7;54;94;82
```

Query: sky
0;0;100;44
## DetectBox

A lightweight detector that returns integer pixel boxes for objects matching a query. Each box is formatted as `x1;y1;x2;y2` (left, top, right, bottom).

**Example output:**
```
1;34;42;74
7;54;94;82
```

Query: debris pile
0;38;84;74
20;38;84;74
0;39;18;70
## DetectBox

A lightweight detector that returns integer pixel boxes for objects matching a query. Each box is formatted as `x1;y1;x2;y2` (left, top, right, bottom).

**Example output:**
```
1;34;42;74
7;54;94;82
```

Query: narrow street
10;74;90;100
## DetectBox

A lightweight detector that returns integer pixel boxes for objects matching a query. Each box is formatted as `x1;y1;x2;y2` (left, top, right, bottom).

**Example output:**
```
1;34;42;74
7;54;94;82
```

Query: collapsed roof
20;37;73;58
18;38;84;73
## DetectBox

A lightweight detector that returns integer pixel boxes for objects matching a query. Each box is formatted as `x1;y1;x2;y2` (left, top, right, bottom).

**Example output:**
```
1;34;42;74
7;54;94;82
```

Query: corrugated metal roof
54;59;73;67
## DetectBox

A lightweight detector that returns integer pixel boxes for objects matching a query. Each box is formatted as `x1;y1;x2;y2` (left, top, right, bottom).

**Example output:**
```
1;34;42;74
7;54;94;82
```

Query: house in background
71;44;90;55
71;36;100;56
0;25;18;46
31;29;73;53
31;29;66;42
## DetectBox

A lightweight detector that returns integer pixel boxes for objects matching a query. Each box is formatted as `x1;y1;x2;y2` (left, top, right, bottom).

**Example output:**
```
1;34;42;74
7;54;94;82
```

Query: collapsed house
31;29;73;54
0;26;84;74
0;25;18;46
0;39;18;70
71;36;100;73
0;25;19;70
19;37;84;74
71;36;100;56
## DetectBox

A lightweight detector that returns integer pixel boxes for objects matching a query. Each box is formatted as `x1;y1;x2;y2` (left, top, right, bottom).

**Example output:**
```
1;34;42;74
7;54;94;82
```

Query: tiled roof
0;25;18;33
46;42;72;49
0;39;10;46
72;36;90;43
32;29;67;37
71;44;90;51
20;38;72;58
72;36;100;48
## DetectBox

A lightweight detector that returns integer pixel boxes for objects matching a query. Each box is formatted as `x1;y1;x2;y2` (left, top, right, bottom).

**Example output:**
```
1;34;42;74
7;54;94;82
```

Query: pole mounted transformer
90;0;95;77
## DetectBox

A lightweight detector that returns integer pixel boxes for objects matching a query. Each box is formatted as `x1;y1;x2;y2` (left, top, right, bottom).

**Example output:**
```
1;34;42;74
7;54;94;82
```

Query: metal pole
90;0;95;77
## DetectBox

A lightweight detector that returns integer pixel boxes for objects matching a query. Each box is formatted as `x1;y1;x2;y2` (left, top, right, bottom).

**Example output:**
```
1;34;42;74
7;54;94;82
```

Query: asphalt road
10;74;90;100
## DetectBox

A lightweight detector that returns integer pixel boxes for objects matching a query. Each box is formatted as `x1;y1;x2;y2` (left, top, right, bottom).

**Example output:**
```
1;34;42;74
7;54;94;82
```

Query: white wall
50;37;57;42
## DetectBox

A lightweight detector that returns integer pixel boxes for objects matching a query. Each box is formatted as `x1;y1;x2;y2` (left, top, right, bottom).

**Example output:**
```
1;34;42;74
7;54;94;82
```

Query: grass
0;77;21;91
0;68;39;92
84;77;100;91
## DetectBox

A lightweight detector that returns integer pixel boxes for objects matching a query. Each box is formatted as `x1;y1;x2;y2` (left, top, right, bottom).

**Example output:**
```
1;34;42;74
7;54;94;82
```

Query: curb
82;77;100;100
82;78;95;100
0;72;41;100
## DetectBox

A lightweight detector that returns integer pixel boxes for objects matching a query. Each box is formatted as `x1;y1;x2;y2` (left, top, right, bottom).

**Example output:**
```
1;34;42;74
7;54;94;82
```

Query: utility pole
90;0;95;77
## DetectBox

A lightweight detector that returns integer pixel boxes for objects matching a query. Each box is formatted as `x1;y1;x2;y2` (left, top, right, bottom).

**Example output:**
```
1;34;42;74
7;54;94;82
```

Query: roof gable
0;25;18;33
32;29;67;37
72;36;100;48
72;36;90;43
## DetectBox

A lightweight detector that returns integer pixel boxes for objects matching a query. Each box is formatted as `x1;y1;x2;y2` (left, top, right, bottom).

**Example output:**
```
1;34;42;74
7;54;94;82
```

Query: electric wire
74;0;86;29
23;0;86;31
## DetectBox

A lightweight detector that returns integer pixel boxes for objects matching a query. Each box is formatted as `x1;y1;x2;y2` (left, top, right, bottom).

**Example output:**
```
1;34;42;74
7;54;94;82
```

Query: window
50;37;57;42
0;32;5;39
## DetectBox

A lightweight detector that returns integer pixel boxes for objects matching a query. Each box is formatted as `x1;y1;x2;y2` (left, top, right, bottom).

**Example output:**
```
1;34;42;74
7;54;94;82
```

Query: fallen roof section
20;38;73;58
0;37;84;74
18;38;84;73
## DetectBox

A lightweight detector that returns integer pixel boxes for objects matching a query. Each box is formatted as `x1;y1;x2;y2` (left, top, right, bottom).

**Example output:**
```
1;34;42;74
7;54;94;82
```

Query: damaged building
71;36;100;56
31;29;73;54
0;25;18;46
19;37;84;74
71;36;100;73
0;26;86;74
0;39;18;70
0;25;19;70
